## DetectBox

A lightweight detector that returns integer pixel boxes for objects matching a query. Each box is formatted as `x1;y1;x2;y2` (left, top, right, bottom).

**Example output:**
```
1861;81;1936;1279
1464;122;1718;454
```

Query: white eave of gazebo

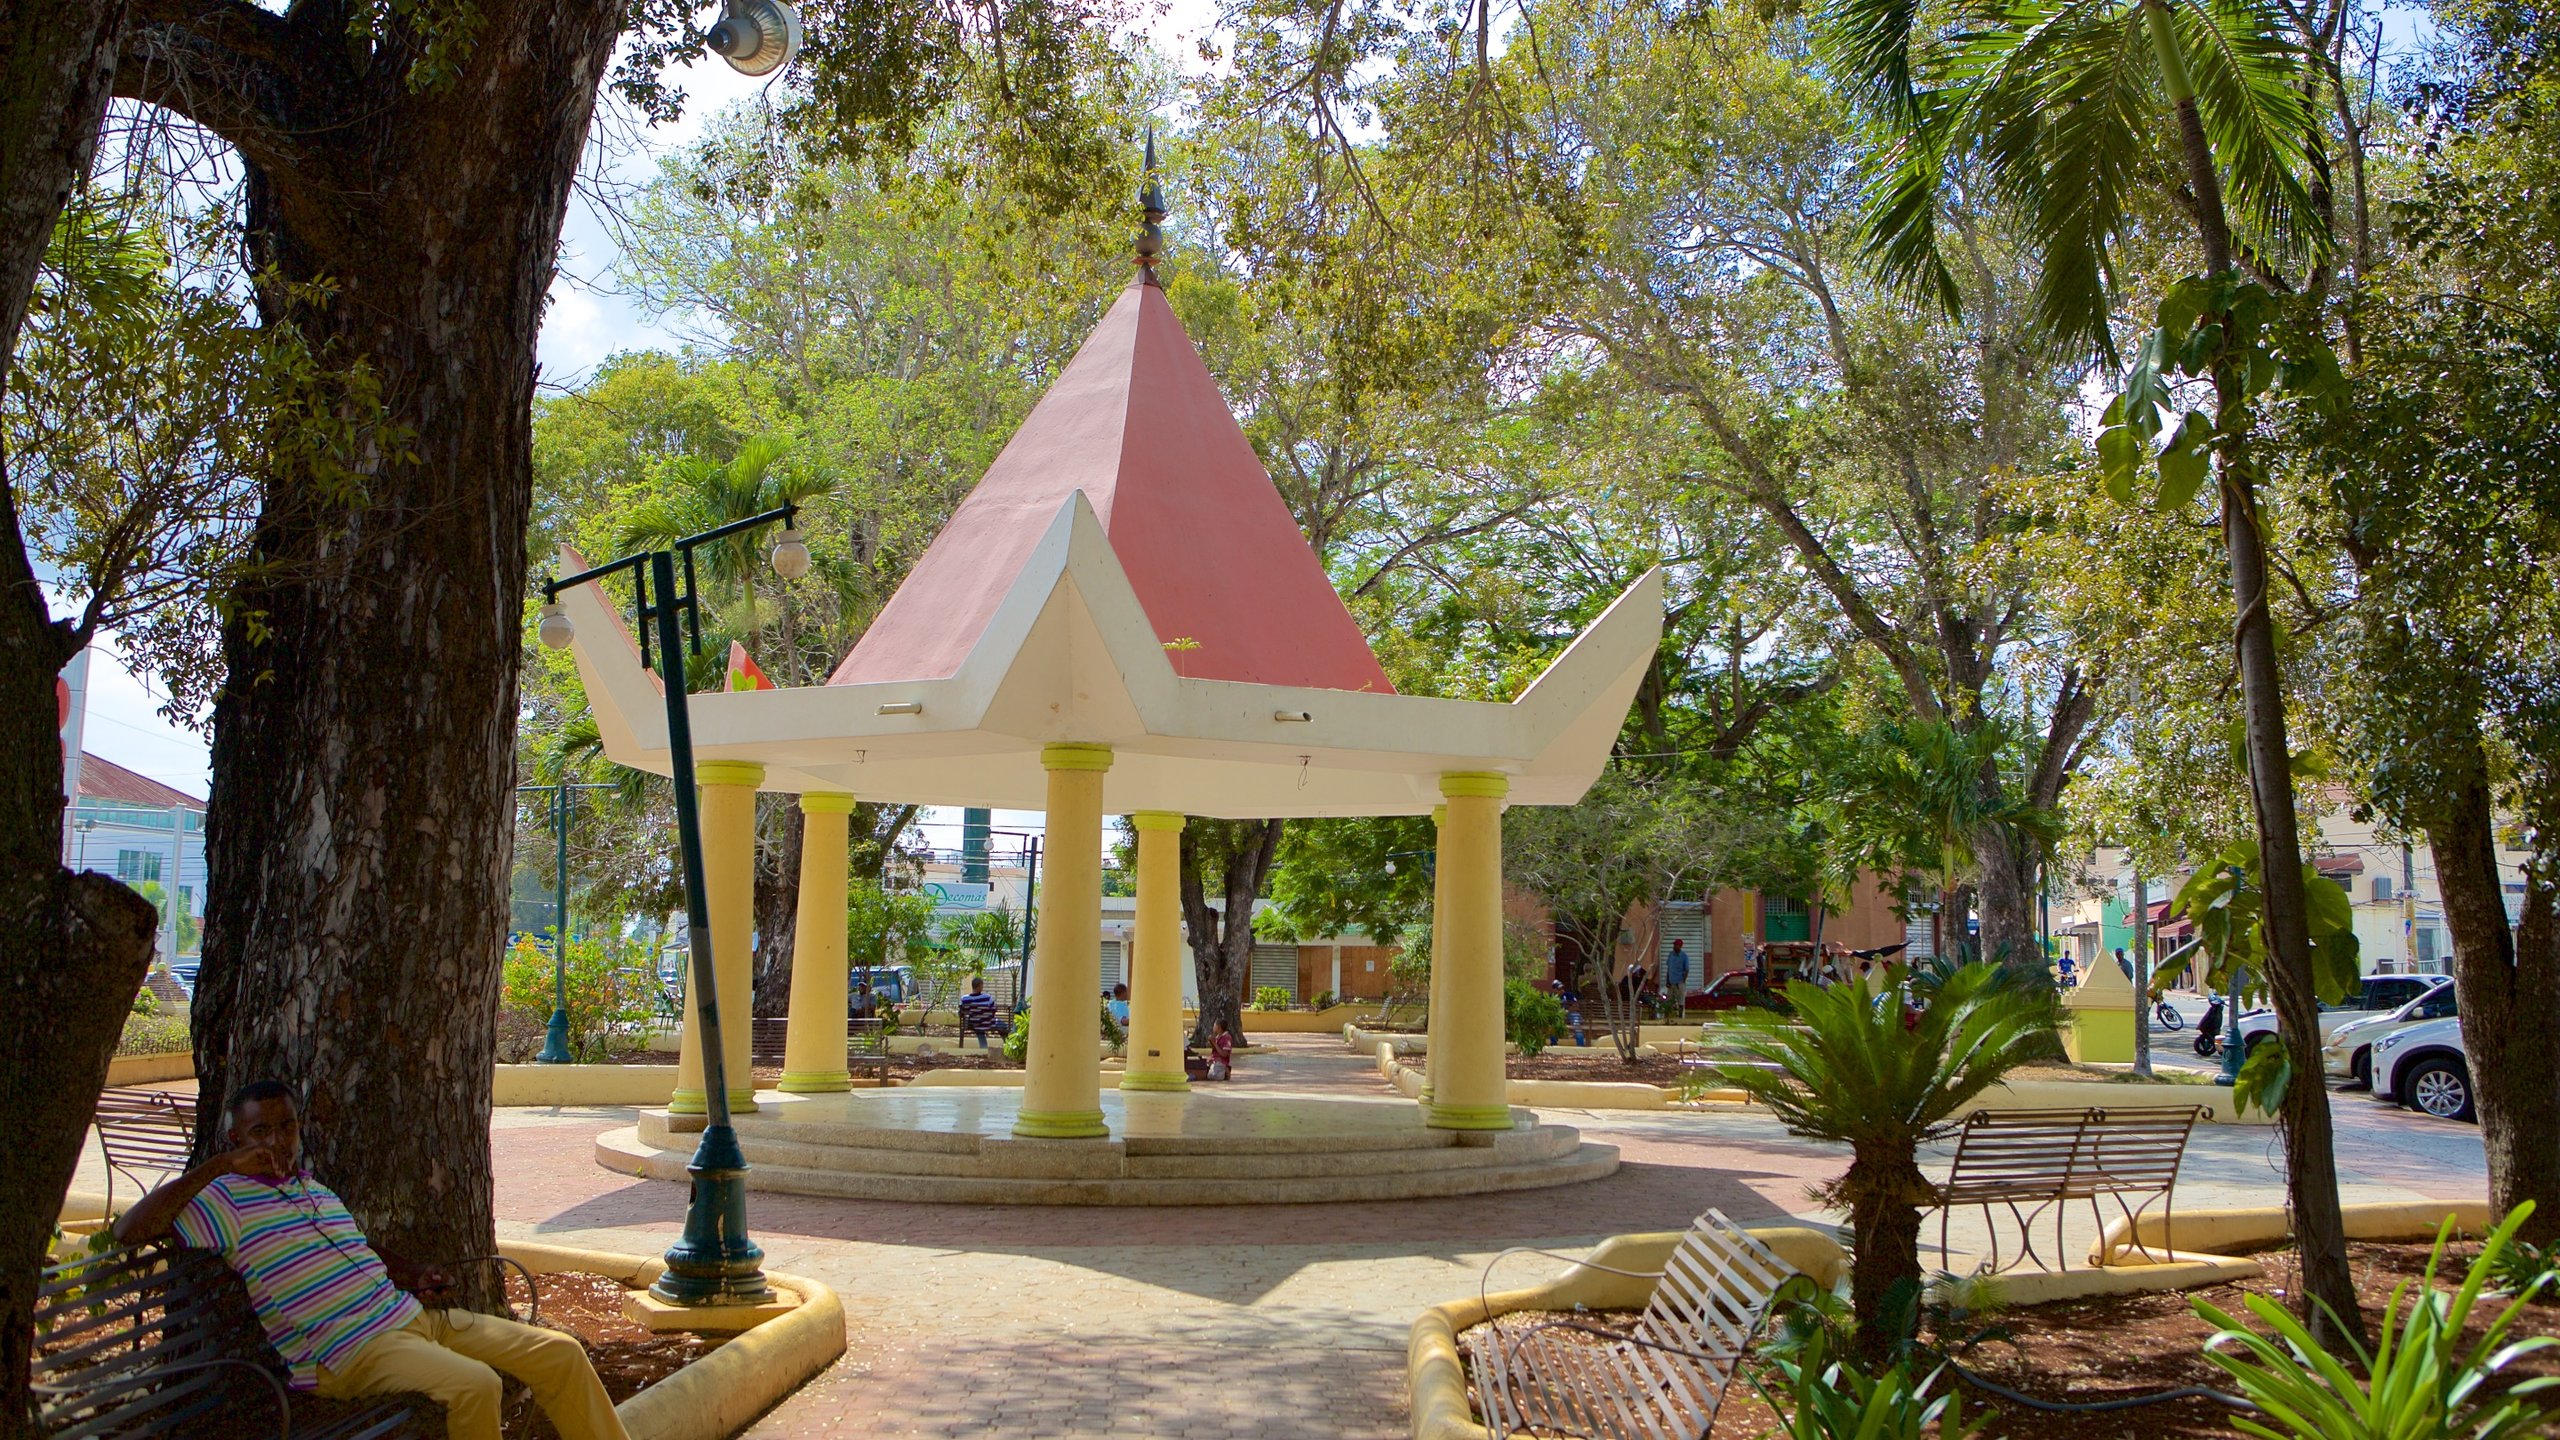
553;274;1663;820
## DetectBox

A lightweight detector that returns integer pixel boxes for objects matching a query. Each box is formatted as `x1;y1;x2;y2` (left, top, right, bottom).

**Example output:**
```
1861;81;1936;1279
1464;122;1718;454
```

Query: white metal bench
1465;1209;1797;1440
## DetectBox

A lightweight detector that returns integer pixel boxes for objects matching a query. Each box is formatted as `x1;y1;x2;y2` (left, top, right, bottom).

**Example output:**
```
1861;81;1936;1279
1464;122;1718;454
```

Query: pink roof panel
831;278;1394;694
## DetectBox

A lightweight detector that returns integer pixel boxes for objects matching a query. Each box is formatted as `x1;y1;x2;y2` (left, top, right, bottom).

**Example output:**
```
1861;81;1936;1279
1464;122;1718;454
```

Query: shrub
1309;990;1336;1011
117;1009;190;1057
131;985;156;1015
2194;1203;2560;1439
999;999;1120;1062
1251;986;1291;1011
1503;978;1569;1056
1750;1325;1981;1440
498;935;658;1063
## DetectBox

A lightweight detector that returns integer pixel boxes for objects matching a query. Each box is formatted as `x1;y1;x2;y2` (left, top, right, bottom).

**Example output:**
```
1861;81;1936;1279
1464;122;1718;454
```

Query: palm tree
1823;0;2360;1338
1822;720;2059;965
617;436;840;683
1715;961;2060;1365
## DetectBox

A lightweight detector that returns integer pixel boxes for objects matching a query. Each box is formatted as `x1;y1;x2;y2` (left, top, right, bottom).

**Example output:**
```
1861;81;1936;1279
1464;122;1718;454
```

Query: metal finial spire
1137;127;1167;286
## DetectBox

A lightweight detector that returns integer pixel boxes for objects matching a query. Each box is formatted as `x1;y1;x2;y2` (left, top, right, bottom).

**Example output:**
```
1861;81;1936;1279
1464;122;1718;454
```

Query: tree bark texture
1973;826;2038;969
1;6;165;1432
113;2;628;1280
2427;743;2560;1245
752;798;805;1016
1179;818;1282;1045
1840;1144;1928;1370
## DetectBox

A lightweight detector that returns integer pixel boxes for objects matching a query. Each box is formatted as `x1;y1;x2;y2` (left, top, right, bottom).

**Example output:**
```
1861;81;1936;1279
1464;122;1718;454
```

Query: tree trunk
155;4;628;1287
1973;824;2039;969
2132;867;2153;1078
2141;0;2358;1339
1843;1144;1927;1369
1179;819;1281;1044
752;798;805;1016
1;6;164;1431
2427;741;2560;1245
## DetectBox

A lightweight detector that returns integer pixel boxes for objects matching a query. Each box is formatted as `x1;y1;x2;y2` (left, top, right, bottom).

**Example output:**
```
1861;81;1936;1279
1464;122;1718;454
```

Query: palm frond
2170;0;2327;278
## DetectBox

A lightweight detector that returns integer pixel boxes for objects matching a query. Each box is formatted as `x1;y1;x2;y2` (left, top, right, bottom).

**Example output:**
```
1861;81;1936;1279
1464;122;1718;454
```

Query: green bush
1309;990;1336;1011
2194;1203;2560;1439
1251;986;1291;1011
998;998;1120;1063
499;935;659;1062
1503;978;1570;1056
117;1009;190;1057
131;985;156;1015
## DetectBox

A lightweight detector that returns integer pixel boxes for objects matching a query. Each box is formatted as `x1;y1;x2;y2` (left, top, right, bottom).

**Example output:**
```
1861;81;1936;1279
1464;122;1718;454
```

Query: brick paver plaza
458;1035;2487;1438
64;1035;2488;1436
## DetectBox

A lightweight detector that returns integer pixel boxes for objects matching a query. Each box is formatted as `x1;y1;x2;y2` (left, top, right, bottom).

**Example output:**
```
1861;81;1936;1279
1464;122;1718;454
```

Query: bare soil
1460;1240;2560;1439
497;1270;708;1440
1506;1051;1696;1087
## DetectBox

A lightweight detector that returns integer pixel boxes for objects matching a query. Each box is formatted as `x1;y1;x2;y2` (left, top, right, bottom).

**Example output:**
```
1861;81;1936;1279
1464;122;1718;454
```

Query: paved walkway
69;1035;2494;1437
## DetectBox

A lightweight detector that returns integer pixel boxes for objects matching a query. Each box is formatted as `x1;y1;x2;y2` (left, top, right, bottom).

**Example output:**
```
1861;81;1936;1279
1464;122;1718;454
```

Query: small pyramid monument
832;147;1393;695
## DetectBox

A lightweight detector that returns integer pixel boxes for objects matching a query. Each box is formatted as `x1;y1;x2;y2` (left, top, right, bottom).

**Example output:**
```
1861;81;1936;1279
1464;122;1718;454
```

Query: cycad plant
1824;0;2363;1338
1715;961;2061;1364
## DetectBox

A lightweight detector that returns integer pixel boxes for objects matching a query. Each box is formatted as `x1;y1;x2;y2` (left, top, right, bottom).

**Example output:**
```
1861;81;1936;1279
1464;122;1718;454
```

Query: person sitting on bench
116;1080;629;1440
957;977;1003;1048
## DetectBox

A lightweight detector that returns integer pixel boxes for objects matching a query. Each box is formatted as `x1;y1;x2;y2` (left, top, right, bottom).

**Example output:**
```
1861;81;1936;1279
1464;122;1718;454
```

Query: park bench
1929;1104;2203;1275
1466;1209;1797;1440
92;1090;197;1217
847;1017;892;1080
34;1239;545;1440
750;1018;895;1078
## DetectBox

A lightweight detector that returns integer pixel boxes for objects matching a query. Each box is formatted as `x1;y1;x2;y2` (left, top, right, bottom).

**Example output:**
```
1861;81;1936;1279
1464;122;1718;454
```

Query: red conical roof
831;277;1395;694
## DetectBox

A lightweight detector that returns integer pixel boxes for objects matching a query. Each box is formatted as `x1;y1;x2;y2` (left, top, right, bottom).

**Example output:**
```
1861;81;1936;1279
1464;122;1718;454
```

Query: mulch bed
496;1270;708;1440
1507;1052;1695;1087
601;1045;1021;1084
1460;1240;2560;1439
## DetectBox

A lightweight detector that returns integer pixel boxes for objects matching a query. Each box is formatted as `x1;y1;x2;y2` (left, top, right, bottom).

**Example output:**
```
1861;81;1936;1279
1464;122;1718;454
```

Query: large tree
75;0;1116;1284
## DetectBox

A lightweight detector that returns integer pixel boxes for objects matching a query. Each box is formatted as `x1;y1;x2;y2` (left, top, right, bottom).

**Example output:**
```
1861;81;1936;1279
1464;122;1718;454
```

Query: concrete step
595;1127;1618;1205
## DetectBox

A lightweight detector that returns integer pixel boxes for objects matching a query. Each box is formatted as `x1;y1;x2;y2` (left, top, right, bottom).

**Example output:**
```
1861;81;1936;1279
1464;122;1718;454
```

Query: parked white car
2321;978;2459;1088
2229;973;2452;1055
2372;1015;2475;1122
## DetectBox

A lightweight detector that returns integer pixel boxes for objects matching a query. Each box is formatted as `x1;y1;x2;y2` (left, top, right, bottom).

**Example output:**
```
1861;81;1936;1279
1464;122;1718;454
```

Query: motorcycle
2152;999;2186;1032
2193;994;2225;1057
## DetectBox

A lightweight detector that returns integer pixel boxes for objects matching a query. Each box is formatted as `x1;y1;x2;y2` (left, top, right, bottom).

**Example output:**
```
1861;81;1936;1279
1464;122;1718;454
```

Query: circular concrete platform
595;1087;1619;1205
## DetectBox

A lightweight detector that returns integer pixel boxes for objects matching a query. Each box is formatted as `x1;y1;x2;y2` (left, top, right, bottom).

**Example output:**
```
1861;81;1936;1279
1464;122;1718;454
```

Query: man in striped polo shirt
116;1080;628;1440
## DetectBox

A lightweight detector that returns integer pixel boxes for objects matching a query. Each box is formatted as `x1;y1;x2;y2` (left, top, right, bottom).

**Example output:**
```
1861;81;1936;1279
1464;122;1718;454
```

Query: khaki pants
315;1311;630;1440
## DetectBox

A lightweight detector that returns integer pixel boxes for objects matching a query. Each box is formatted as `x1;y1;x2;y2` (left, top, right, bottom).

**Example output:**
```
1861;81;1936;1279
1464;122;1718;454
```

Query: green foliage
497;935;659;1063
2487;1238;2560;1306
1251;986;1292;1012
2172;837;2361;1116
1814;718;2060;954
1503;978;1569;1056
130;985;156;1016
2097;277;2343;509
1749;1323;1983;1440
2193;1205;2560;1439
1309;990;1336;1012
999;998;1122;1063
849;883;939;972
117;1009;190;1058
1265;816;1437;946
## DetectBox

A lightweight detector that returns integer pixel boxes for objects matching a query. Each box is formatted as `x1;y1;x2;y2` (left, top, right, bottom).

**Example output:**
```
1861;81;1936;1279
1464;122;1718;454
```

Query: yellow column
1421;805;1449;1106
672;760;764;1115
1430;773;1512;1131
780;792;857;1093
1016;743;1112;1138
1120;811;1190;1093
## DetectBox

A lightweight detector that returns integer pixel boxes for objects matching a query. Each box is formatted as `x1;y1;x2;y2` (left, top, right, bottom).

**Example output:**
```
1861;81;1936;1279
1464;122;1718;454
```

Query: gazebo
555;225;1662;1199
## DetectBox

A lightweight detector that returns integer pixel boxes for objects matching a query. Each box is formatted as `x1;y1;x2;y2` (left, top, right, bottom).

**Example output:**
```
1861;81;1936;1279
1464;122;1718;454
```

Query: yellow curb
105;1052;194;1086
2095;1199;2498;1266
500;1240;846;1440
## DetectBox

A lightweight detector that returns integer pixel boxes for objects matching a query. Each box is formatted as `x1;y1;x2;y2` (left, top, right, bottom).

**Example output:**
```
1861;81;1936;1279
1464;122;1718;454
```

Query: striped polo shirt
173;1171;421;1388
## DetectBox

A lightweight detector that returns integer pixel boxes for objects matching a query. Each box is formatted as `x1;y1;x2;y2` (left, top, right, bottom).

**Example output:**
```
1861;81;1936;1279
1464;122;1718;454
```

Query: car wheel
2401;1057;2477;1122
2346;1050;2370;1091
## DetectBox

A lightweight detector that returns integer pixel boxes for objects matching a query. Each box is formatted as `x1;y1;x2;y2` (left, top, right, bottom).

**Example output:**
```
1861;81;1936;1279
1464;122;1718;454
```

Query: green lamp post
539;504;811;1303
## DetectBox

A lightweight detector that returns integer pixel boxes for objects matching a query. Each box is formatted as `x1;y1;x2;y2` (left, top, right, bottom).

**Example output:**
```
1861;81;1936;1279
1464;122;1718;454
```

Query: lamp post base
650;1123;771;1305
537;1008;574;1065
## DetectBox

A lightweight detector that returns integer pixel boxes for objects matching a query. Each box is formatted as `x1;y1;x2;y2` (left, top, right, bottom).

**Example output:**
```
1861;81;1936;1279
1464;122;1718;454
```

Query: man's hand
211;1145;280;1178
